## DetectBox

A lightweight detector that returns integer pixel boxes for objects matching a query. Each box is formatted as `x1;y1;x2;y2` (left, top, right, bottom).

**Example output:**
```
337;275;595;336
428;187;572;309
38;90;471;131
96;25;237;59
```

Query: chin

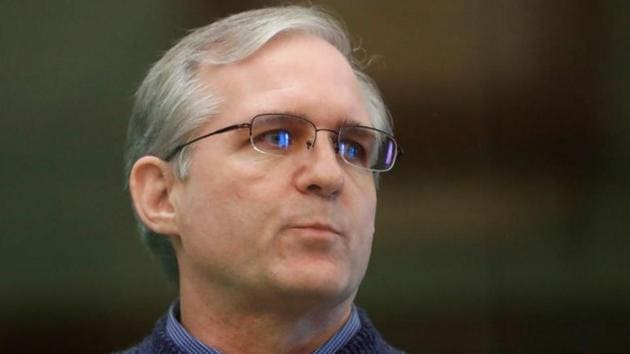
269;259;361;304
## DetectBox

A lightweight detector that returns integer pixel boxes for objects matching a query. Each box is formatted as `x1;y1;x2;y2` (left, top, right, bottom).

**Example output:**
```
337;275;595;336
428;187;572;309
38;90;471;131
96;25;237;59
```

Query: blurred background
2;1;629;353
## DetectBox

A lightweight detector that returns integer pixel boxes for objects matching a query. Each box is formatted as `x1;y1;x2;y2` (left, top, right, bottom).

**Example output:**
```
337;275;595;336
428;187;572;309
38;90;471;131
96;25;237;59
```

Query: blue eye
339;141;365;162
261;130;292;150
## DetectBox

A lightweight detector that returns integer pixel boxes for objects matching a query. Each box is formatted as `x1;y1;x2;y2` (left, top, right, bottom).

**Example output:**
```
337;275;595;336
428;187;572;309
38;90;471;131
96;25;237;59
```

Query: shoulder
112;315;183;354
338;307;406;354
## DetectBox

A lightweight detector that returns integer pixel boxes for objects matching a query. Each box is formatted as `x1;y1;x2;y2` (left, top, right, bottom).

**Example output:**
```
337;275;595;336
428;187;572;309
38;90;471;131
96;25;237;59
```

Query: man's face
170;33;377;306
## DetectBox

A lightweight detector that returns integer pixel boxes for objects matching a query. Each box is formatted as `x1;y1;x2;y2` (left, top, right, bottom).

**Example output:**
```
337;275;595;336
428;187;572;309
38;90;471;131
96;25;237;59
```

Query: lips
286;222;342;236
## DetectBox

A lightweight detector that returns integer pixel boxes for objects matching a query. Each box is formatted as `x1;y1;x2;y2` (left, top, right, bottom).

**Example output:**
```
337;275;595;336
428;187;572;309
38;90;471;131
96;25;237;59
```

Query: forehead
199;33;371;128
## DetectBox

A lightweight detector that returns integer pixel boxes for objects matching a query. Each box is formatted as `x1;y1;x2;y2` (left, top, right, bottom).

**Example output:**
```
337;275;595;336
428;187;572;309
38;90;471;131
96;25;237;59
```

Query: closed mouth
289;222;342;236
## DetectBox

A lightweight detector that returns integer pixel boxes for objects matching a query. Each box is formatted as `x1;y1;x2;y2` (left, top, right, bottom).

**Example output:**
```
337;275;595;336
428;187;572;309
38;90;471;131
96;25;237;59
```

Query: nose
295;132;344;199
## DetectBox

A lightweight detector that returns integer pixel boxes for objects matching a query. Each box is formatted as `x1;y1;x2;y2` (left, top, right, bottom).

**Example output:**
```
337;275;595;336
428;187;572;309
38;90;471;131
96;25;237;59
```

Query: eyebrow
270;110;370;129
340;118;369;128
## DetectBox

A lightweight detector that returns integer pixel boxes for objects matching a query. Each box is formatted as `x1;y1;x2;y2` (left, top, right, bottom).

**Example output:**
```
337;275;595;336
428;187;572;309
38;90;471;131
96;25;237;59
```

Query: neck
178;280;354;354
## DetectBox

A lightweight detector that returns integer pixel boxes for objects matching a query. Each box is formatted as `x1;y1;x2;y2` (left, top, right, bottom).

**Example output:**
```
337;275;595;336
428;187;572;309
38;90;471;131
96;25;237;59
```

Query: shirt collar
166;300;360;354
166;301;220;354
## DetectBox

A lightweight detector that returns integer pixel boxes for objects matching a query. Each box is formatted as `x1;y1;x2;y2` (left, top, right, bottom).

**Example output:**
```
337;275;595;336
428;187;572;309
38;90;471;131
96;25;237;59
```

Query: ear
129;156;180;236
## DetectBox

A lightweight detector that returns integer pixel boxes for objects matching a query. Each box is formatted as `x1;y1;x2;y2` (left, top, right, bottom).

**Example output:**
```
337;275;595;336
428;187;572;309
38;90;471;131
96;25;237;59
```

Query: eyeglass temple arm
164;123;251;161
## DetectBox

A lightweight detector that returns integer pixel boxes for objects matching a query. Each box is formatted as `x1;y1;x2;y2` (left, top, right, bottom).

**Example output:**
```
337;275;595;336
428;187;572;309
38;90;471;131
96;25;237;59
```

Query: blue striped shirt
166;301;361;354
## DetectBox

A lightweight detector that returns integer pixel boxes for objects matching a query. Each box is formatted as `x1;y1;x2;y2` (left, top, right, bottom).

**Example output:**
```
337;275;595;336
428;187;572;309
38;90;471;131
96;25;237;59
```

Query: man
122;5;403;354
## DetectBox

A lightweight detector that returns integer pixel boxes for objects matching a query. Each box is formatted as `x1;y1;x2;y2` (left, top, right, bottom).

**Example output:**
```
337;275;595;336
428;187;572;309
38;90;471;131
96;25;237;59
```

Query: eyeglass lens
249;114;397;171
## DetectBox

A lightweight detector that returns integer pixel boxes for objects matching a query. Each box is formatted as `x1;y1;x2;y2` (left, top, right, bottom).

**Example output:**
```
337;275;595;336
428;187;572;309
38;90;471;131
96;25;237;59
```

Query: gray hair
125;5;391;283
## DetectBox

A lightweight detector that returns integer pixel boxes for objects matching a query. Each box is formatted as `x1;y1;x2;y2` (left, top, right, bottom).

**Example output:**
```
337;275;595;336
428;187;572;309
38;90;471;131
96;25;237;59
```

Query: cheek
174;172;270;274
348;177;377;226
179;159;284;243
341;187;376;289
358;198;376;252
346;182;377;253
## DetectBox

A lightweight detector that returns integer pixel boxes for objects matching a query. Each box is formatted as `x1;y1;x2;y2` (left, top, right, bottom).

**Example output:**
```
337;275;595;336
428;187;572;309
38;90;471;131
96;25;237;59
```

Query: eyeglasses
165;113;402;172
